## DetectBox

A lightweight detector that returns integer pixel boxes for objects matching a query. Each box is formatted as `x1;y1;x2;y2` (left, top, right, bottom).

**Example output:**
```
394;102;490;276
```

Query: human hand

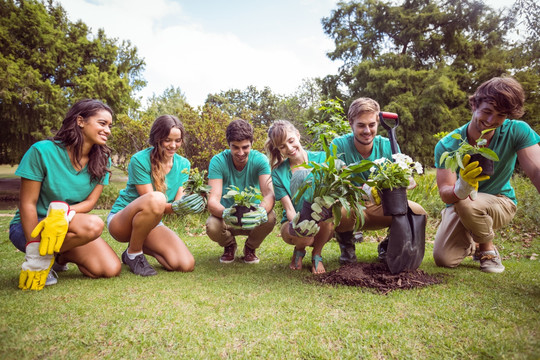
31;201;75;256
290;212;320;237
19;242;54;291
361;184;381;205
240;206;268;230
172;194;206;215
310;196;334;221
454;154;490;200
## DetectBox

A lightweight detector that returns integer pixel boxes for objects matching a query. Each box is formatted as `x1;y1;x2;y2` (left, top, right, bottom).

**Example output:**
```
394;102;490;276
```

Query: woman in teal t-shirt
10;99;121;290
107;115;195;276
265;120;333;274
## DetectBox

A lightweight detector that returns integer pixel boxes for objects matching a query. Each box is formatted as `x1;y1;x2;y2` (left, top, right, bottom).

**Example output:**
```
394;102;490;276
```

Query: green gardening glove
310;196;334;222
290;212;320;237
19;242;54;291
240;206;268;230
172;194;206;215
222;207;240;228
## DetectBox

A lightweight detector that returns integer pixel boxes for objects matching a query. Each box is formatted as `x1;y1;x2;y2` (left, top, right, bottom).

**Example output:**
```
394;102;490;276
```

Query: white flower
374;157;387;165
370;166;376;173
414;162;423;174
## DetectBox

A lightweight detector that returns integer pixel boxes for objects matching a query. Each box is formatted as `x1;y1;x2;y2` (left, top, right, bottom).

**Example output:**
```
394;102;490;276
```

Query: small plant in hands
223;185;264;224
368;153;424;191
439;128;499;174
293;135;373;235
172;168;211;214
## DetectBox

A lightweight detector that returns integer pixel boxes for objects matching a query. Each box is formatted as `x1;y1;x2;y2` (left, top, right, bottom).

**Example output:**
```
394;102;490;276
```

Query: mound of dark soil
314;262;444;294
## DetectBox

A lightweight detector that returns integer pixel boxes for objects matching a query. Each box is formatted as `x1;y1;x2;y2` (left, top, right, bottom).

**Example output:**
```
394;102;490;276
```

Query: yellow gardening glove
454;154;490;200
31;201;75;256
361;184;381;205
19;242;54;291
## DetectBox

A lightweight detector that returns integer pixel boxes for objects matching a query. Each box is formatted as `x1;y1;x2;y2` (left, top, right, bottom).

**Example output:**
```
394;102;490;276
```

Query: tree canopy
0;0;146;164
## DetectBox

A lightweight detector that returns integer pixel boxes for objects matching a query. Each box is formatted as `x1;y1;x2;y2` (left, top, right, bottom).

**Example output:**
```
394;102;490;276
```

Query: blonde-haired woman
108;115;195;276
265;120;333;274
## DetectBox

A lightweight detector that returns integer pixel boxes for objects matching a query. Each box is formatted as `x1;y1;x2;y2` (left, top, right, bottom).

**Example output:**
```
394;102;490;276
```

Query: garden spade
379;112;426;274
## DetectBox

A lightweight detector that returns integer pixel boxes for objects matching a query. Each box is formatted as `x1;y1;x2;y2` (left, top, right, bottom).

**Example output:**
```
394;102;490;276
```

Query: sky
57;0;514;108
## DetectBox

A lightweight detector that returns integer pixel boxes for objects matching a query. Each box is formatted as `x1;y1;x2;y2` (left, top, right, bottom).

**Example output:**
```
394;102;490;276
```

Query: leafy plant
439;128;499;172
223;185;263;208
294;135;373;231
182;168;211;196
368;153;424;190
305;98;350;150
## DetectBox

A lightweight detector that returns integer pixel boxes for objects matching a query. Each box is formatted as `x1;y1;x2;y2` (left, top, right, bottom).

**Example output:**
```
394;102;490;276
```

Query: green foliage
295;135;372;230
223;185;263;208
305;98;350;150
95;184;120;210
0;0;145;164
439;129;499;172
182;168;211;196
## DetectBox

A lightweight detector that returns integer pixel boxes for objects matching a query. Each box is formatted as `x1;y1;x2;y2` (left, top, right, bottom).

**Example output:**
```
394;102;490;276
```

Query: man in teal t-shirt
206;119;276;264
434;77;540;274
331;97;426;264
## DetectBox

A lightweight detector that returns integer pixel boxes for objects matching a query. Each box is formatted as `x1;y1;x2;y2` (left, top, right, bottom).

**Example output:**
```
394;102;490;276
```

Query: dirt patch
313;262;445;294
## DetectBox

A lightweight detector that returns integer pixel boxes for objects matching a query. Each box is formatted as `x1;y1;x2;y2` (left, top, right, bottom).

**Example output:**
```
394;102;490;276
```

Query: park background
1;0;539;358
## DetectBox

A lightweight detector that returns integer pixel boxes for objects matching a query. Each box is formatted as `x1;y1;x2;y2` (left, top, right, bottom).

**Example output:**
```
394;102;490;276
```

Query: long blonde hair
148;115;185;193
265;120;300;170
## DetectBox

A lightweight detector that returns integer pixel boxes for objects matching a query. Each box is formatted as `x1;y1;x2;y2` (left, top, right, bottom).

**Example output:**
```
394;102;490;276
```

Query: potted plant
223;185;264;225
439;128;499;176
367;153;424;216
293;135;373;232
173;168;211;214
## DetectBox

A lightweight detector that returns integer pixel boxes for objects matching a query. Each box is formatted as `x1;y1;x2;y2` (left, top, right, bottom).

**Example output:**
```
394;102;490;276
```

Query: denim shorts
9;222;28;252
106;212;164;231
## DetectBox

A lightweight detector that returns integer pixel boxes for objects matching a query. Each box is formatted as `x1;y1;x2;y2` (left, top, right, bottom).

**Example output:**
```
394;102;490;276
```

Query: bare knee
144;191;167;216
80;215;105;240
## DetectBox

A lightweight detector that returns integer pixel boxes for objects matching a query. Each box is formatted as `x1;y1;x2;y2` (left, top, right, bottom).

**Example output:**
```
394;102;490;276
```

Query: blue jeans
9;222;27;252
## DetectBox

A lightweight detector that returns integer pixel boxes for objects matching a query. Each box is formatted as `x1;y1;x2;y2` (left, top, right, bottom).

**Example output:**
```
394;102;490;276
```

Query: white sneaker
479;248;505;273
45;269;58;286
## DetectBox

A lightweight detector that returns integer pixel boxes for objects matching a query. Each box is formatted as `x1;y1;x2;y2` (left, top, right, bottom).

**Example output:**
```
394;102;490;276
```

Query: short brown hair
469;77;525;118
347;97;380;125
226;119;253;144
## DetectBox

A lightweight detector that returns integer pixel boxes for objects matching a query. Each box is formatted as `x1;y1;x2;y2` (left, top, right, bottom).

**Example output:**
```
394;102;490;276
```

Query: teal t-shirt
272;151;327;223
331;133;394;181
10;140;110;225
208;149;271;208
434;119;540;204
110;148;190;213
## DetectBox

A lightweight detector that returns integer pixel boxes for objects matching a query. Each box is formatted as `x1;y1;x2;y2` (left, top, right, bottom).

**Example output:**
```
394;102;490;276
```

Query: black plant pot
233;205;256;225
298;201;314;223
469;154;494;176
380;187;408;216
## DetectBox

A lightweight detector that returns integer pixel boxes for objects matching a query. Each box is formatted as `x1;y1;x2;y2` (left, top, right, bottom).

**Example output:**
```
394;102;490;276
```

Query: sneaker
220;244;237;264
243;246;260;264
121;250;157;276
479;248;505;273
52;254;69;272
45;269;58;286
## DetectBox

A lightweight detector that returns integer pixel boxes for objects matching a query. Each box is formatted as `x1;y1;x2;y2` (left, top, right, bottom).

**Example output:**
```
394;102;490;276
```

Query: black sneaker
122;250;157;276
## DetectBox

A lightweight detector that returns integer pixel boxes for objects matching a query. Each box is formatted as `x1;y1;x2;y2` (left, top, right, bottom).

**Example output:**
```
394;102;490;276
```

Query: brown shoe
220;243;237;264
243;245;260;264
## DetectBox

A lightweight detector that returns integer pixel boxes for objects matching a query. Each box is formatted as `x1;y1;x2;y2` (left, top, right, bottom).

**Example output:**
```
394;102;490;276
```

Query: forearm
260;193;275;213
439;184;460;204
208;201;225;218
19;204;39;245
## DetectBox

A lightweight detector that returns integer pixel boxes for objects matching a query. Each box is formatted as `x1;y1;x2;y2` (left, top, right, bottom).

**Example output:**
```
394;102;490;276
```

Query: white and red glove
19;242;54;291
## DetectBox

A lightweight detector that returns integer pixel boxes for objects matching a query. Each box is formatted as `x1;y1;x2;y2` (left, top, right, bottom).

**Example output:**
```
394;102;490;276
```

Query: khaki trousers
433;193;516;268
335;200;426;232
206;211;276;249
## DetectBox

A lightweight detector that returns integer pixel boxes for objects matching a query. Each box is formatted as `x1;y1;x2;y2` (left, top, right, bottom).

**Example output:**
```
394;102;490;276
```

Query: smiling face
351;111;378;148
161;127;183;160
276;130;302;161
471;101;507;138
78;109;112;146
230;139;252;169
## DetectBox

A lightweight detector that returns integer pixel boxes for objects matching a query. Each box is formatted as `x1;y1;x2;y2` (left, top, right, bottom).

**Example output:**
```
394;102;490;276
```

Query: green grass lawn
0;170;538;359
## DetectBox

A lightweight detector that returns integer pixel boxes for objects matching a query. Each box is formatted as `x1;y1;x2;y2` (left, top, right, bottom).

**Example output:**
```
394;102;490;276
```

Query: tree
320;0;524;165
0;0;146;164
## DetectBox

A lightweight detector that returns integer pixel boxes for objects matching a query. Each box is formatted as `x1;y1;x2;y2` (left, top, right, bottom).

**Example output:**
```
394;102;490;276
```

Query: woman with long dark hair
107;115;195;276
10;99;121;290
